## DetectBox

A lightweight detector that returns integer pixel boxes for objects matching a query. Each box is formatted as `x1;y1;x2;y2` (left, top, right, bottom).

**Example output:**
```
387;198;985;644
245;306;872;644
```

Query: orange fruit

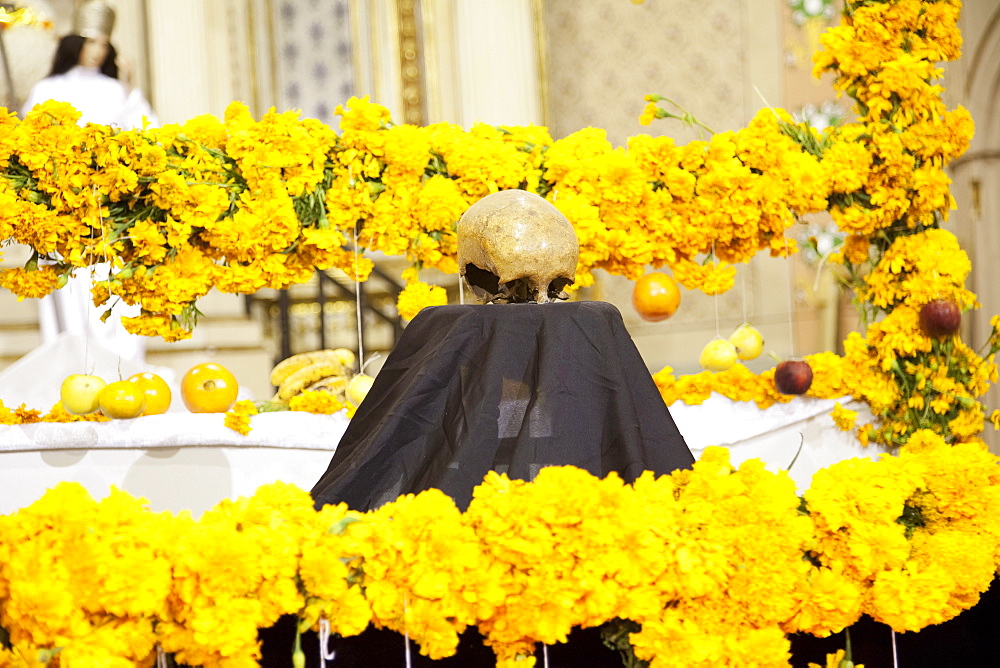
127;372;172;415
632;272;681;322
181;363;239;413
98;380;146;419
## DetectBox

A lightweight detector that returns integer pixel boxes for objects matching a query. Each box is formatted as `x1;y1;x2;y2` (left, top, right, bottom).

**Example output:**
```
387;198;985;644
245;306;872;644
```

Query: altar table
0;411;348;517
0;393;879;517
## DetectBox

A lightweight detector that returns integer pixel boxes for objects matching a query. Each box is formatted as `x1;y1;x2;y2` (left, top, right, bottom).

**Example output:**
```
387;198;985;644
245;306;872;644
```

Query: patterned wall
539;0;779;374
272;0;355;128
541;0;748;148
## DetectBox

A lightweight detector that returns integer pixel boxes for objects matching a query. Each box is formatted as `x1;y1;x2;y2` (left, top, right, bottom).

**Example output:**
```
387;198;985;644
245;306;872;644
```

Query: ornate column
144;0;215;121
421;0;541;127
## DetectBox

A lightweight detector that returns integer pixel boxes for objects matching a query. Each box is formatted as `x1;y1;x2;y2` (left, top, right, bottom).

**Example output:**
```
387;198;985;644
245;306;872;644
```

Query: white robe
21;67;159;363
21;66;157;129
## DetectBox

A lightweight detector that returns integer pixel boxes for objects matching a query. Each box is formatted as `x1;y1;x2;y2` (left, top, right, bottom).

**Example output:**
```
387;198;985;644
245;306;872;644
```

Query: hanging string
784;234;797;358
403;593;413;668
88;185;107;375
94;184;127;379
353;226;365;368
542;643;549;667
156;645;167;668
318;618;337;667
713;283;722;338
740;263;749;325
891;629;899;668
712;242;722;338
94;186;128;379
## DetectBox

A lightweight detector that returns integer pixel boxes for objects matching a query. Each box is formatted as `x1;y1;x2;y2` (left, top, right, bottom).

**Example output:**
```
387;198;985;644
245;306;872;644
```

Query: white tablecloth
0;412;348;517
0;393;881;517
669;394;885;490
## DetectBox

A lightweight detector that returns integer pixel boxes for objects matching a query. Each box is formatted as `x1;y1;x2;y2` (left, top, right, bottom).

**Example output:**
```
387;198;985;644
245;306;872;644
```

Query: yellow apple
728;323;764;361
346;373;375;406
699;338;738;372
60;374;107;415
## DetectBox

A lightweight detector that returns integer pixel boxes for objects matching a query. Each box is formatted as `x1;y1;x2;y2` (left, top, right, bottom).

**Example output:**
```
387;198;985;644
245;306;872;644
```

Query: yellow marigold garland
1;93;831;335
0;432;995;666
648;0;996;450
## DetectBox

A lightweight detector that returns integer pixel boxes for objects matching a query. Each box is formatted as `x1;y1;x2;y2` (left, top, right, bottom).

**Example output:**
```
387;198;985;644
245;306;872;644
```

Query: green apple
61;374;107;415
728;323;764;361
699;338;738;372
346;373;375;406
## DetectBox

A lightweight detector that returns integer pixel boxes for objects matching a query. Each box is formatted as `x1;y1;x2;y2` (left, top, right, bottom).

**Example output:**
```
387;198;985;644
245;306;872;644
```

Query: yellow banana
269;349;348;387
277;361;347;401
299;375;349;403
305;375;349;394
330;347;356;369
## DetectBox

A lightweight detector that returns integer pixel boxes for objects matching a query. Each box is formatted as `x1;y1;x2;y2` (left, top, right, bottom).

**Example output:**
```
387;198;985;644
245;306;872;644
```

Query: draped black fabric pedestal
259;302;696;667
311;300;695;512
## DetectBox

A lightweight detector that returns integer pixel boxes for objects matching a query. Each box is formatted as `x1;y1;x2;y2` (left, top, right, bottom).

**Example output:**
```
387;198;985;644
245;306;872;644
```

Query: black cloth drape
310;301;694;512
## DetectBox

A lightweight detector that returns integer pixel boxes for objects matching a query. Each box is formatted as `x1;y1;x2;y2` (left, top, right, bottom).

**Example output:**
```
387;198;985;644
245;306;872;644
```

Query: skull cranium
457;190;579;304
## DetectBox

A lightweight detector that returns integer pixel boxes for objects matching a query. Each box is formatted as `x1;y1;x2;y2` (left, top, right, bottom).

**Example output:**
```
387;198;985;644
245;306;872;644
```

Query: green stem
650;95;716;135
292;627;305;668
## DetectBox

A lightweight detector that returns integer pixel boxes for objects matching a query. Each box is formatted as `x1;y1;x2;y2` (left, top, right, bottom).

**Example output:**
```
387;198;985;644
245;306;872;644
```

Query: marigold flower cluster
2;435;996;667
222;399;259;436
0;101;371;341
0;400;108;425
799;0;989;447
2;86;837;333
651;0;996;449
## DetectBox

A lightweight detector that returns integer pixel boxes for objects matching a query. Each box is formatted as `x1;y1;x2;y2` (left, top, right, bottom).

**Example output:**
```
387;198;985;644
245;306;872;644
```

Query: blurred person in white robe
21;0;157;364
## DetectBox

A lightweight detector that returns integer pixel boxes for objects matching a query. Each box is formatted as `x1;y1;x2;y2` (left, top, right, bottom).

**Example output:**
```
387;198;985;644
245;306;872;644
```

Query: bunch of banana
270;348;356;402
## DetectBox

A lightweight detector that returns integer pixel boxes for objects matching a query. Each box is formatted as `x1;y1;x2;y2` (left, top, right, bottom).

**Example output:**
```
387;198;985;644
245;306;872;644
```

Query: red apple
774;360;813;395
919;299;961;338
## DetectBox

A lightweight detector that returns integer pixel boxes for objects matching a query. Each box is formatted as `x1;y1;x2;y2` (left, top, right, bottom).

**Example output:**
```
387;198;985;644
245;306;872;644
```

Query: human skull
457;190;579;304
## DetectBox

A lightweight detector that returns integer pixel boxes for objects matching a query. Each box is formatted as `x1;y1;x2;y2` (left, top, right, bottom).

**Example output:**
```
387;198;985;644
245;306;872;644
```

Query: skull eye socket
463;263;501;299
463;264;576;303
548;277;573;299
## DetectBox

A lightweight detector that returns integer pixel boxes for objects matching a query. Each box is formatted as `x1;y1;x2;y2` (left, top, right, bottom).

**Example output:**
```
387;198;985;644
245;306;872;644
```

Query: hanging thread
784;235;797;358
318;618;337;667
89;184;107;375
712;242;722;338
740;263;749;325
403;593;412;668
353;227;365;367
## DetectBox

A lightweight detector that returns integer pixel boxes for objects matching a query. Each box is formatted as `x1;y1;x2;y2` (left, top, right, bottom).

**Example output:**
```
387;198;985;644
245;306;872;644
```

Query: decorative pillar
419;0;541;127
144;0;214;122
